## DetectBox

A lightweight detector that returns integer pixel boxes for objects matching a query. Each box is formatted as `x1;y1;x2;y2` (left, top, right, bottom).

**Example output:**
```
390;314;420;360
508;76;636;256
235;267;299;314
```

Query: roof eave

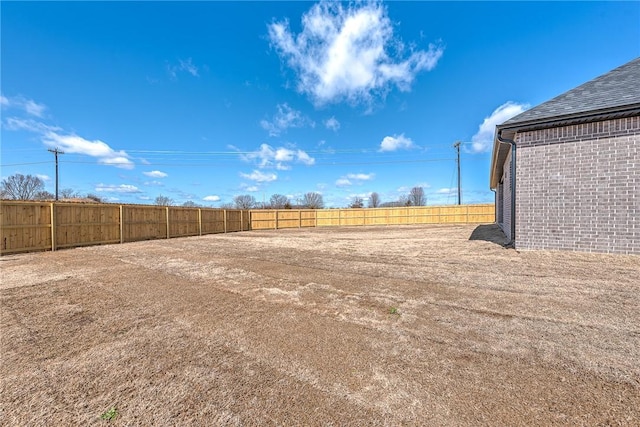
489;104;640;190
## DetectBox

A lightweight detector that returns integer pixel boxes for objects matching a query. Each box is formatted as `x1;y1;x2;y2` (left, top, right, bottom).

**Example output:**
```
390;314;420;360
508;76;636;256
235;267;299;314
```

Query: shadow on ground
469;224;507;246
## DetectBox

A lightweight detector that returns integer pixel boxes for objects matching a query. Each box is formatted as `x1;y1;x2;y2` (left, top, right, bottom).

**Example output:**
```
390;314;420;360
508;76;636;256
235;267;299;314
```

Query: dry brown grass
1;224;638;426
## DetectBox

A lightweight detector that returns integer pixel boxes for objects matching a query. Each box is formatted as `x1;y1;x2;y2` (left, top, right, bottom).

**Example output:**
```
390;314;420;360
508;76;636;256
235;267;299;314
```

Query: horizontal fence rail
1;202;494;255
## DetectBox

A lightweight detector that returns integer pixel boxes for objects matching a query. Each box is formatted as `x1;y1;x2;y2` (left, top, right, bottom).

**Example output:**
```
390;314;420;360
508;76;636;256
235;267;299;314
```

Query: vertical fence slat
119;205;124;244
50;202;56;251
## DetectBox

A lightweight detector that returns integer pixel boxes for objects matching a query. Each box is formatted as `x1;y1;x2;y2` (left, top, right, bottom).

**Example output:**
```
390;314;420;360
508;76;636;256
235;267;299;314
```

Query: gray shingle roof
501;57;640;127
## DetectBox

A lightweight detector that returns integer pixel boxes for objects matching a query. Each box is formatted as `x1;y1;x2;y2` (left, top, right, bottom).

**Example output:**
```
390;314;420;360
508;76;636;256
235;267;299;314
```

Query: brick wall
514;116;639;255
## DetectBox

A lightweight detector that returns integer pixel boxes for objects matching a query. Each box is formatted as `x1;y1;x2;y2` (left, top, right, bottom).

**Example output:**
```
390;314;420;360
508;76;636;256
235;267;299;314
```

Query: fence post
240;210;243;231
275;210;278;230
119;205;124;244
338;209;341;226
50;202;56;252
198;209;202;236
466;205;470;223
314;210;318;228
224;210;227;233
299;210;302;228
165;206;170;238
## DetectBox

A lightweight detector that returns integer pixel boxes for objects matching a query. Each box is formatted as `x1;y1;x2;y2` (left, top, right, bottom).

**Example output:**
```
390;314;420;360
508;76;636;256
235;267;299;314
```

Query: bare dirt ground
1;224;639;426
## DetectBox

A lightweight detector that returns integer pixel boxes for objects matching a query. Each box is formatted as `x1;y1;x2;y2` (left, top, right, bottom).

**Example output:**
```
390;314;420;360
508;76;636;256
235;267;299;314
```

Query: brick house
490;58;639;255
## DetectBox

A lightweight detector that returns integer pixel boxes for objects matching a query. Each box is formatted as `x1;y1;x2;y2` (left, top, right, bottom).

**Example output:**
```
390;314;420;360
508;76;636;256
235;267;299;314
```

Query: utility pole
48;148;64;201
453;141;461;205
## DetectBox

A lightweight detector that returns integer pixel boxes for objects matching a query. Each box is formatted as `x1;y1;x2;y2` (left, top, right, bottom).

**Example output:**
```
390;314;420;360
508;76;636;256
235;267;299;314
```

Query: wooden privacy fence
250;204;494;229
1;202;494;255
1;201;250;255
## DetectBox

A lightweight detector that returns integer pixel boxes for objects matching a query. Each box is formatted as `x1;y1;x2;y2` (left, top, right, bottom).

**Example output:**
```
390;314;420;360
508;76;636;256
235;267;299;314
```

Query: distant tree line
2;173;428;209
0;174;104;202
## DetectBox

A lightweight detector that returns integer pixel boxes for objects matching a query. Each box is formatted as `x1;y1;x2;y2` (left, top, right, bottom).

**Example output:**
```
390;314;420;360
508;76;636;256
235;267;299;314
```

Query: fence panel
250;210;276;230
55;203;120;249
1;201;52;254
225;210;245;232
123;205;167;242
201;209;225;234
169;207;200;238
316;210;339;227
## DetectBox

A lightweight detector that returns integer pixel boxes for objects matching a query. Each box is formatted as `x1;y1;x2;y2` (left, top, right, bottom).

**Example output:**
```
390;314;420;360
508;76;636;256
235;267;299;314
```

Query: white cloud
436;187;457;194
95;184;141;193
36;174;51;181
240;170;278;183
0;95;46;117
260;103;312;136
3;116;134;169
41;132;134;169
203;195;220;202
336;172;374;187
324;116;340;131
167;57;200;79
245;186;259;192
143;170;168;178
144;180;164;187
470;102;529;153
346;173;374;181
296;149;315;165
241;143;315;169
379;134;414;152
335;178;352;187
268;2;443;105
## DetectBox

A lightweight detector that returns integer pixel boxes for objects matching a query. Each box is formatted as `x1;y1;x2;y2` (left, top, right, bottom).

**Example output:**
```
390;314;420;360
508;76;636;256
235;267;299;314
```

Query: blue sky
2;1;638;207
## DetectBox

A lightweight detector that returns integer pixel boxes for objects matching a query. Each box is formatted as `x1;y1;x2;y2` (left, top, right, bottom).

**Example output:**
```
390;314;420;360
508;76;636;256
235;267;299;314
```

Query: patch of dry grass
1;224;638;425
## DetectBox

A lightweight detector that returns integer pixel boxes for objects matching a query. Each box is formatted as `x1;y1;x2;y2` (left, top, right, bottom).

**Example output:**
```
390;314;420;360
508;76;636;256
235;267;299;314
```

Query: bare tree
234;194;256;209
0;174;45;200
368;192;381;208
269;194;289;209
220;202;235;209
302;192;324;209
60;188;80;199
155;195;174;206
182;201;199;207
408;186;426;206
350;196;364;208
86;193;103;203
34;190;55;200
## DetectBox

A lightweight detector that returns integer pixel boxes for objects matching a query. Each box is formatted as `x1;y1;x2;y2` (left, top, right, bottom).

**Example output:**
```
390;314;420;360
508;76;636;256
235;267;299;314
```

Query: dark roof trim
497;104;640;134
489;106;640;189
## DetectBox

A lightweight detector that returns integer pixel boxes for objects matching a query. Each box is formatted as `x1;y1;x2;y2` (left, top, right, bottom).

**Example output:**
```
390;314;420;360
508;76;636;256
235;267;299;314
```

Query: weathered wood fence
1;202;494;255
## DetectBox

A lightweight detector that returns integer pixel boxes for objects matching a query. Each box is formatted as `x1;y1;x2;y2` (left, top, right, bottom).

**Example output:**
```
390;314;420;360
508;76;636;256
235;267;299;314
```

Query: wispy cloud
167;57;200;79
260;103;313;136
335;172;375;187
0;94;47;117
143;170;168;178
4;117;134;169
240;170;278;183
203;195;220;202
95;184;141;193
379;134;414;152
436;187;457;194
241;143;315;169
268;2;443;105
470;101;529;153
36;174;51;181
324;116;340;131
